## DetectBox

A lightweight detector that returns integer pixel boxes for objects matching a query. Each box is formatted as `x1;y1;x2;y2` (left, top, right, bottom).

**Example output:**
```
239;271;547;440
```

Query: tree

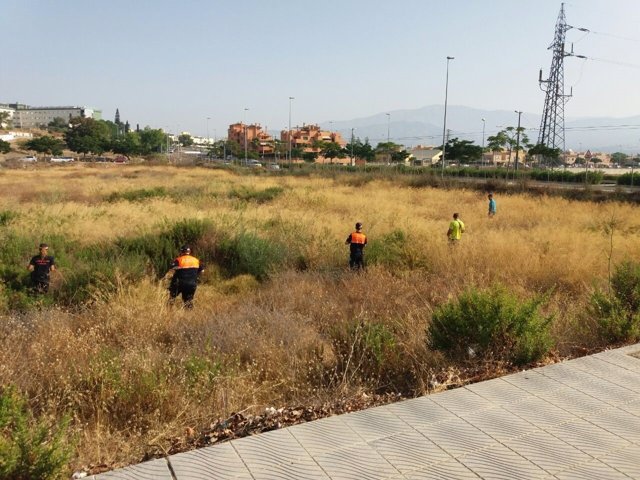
64;118;111;155
0;139;11;153
23;135;66;155
350;138;375;162
611;152;628;165
528;144;562;167
375;141;407;164
0;111;12;129
486;127;530;168
320;141;345;163
139;128;167;154
178;133;194;147
440;137;482;163
302;151;318;162
47;117;69;133
111;132;141;155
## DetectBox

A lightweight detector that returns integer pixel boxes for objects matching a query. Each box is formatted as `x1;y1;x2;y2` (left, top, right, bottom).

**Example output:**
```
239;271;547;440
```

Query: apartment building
281;124;347;153
227;123;275;155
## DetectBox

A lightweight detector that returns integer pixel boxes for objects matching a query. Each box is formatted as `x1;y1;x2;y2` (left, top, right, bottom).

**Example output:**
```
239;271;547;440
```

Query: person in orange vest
167;245;204;308
345;222;367;270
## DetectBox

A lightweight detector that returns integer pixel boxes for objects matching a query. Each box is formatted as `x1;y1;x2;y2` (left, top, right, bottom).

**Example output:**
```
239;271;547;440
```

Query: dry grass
0;163;639;474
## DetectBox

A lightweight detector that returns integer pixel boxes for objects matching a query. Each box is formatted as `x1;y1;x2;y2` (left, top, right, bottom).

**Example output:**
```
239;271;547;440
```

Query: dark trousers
169;282;197;308
349;253;365;270
31;281;49;295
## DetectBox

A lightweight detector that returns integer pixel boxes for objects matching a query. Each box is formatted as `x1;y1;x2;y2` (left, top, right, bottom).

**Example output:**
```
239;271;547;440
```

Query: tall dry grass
0;163;639;473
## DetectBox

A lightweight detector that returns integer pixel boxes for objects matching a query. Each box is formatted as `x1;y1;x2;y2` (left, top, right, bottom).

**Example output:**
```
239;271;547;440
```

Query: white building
1;103;102;129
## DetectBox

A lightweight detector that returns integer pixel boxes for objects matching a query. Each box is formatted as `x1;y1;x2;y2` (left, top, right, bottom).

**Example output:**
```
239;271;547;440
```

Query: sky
2;0;640;138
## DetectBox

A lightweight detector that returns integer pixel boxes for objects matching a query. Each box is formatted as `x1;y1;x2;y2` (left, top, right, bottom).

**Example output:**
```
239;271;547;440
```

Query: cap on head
355;222;363;230
488;193;493;198
180;245;191;254
39;243;48;249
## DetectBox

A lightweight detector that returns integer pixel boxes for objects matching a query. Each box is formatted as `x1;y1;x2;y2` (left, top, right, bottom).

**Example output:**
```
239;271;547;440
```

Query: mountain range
315;105;640;154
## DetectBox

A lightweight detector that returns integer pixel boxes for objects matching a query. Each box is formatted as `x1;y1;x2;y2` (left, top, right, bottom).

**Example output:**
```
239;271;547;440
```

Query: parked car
267;163;280;170
50;157;74;163
247;160;263;168
21;156;37;162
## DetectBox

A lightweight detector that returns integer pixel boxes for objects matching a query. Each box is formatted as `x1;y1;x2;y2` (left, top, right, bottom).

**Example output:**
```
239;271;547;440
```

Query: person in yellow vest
345;222;367;270
167;245;204;308
447;213;465;243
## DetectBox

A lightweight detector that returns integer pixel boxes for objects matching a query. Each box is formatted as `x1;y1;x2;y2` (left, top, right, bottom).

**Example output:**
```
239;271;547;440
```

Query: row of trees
207;137;411;164
19;117;168;157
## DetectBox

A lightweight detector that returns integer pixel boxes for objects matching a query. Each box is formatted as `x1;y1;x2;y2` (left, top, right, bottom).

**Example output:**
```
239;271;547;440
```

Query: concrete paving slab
168;443;252;480
93;458;172;480
94;343;640;480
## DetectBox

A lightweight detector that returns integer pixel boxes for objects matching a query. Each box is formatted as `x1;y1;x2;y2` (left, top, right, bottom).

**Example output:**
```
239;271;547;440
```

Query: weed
0;387;73;480
428;286;553;365
228;186;284;204
591;261;640;342
106;186;167;202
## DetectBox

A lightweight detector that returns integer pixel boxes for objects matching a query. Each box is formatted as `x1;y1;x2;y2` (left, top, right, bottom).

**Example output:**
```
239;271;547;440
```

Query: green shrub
428;287;552;365
330;320;401;385
216;232;285;280
366;229;416;268
616;172;640;186
591;261;640;342
0;210;17;227
106;186;168;202
227;186;284;204
0;387;73;480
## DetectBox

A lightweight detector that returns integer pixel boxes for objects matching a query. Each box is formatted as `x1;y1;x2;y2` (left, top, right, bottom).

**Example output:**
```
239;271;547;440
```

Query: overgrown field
1;163;639;478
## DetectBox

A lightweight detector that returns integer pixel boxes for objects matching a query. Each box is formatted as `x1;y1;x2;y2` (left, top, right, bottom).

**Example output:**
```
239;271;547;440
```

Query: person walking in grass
345;222;367;270
488;193;497;218
167;245;204;309
447;213;465;244
27;243;56;294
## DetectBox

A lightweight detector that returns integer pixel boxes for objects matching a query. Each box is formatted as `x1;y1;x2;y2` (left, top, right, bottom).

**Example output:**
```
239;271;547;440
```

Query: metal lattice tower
538;3;572;150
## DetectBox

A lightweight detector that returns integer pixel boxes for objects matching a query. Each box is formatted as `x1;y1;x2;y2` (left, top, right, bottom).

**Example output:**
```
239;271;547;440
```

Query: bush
106;186;168;202
0;210;17;227
591;261;640;342
616;172;640;186
0;387;73;480
216;232;285;280
428;287;552;365
366;229;417;268
228;186;284;204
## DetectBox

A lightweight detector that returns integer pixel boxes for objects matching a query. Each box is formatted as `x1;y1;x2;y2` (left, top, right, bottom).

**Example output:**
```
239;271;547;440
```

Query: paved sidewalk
94;344;640;479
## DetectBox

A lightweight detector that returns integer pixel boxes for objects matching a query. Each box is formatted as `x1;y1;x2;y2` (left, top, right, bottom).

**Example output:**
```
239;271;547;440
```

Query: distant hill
320;105;640;154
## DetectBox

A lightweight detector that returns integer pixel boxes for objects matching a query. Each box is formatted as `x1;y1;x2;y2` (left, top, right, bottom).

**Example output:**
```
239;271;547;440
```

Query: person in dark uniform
27;243;56;294
345;222;367;270
167;245;204;309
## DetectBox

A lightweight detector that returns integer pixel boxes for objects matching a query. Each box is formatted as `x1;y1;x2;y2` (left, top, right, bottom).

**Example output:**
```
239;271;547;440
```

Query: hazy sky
3;0;639;137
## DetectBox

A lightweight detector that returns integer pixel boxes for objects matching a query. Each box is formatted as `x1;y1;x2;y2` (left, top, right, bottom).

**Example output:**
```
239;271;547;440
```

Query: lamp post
481;118;486;168
441;56;454;177
288;96;294;165
243;108;249;166
351;127;356;166
514;110;522;170
386;113;391;164
206;117;211;147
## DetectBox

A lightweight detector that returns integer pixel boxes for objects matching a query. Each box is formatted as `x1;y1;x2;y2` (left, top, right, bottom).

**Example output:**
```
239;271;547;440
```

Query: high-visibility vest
350;232;367;244
175;255;200;269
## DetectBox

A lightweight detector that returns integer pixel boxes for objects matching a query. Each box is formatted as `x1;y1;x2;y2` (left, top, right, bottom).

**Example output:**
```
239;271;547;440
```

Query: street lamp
441;56;454;177
244;108;249;166
351;127;356;166
386;113;390;143
206;117;211;147
481;118;486;168
514;110;522;170
288;96;295;165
